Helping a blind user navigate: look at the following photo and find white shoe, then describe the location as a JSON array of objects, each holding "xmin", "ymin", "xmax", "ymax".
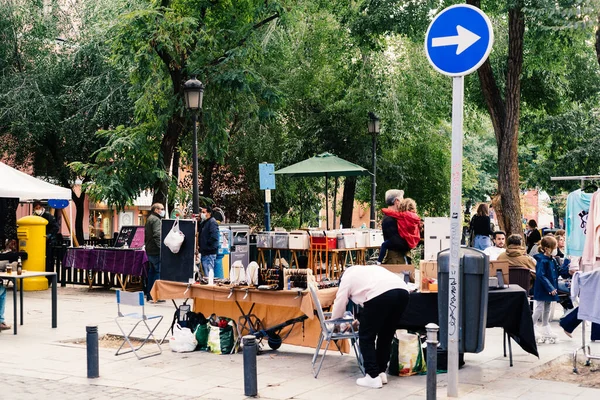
[
  {"xmin": 379, "ymin": 372, "xmax": 388, "ymax": 384},
  {"xmin": 356, "ymin": 374, "xmax": 383, "ymax": 389}
]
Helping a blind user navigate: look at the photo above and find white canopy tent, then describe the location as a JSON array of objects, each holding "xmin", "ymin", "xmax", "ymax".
[{"xmin": 0, "ymin": 162, "xmax": 74, "ymax": 246}]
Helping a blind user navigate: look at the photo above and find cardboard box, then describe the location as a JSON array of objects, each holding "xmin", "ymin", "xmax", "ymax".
[
  {"xmin": 419, "ymin": 260, "xmax": 438, "ymax": 292},
  {"xmin": 381, "ymin": 264, "xmax": 415, "ymax": 283},
  {"xmin": 490, "ymin": 260, "xmax": 509, "ymax": 284}
]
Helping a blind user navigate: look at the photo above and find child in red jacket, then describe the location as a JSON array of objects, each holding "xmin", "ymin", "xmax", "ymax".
[{"xmin": 378, "ymin": 198, "xmax": 421, "ymax": 263}]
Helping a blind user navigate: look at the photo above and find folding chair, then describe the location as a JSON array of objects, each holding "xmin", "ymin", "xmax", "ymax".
[
  {"xmin": 308, "ymin": 285, "xmax": 364, "ymax": 378},
  {"xmin": 115, "ymin": 290, "xmax": 163, "ymax": 360}
]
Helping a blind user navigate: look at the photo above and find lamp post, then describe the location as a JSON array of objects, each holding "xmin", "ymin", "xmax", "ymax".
[
  {"xmin": 368, "ymin": 112, "xmax": 380, "ymax": 229},
  {"xmin": 183, "ymin": 76, "xmax": 204, "ymax": 215}
]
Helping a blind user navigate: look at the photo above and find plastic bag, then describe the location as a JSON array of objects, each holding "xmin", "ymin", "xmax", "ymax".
[
  {"xmin": 164, "ymin": 218, "xmax": 185, "ymax": 253},
  {"xmin": 169, "ymin": 323, "xmax": 197, "ymax": 352},
  {"xmin": 388, "ymin": 329, "xmax": 426, "ymax": 376},
  {"xmin": 206, "ymin": 316, "xmax": 237, "ymax": 355}
]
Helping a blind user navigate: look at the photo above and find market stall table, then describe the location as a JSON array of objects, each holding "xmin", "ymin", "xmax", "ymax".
[
  {"xmin": 397, "ymin": 285, "xmax": 538, "ymax": 358},
  {"xmin": 62, "ymin": 247, "xmax": 148, "ymax": 289},
  {"xmin": 150, "ymin": 280, "xmax": 338, "ymax": 349},
  {"xmin": 0, "ymin": 271, "xmax": 57, "ymax": 335}
]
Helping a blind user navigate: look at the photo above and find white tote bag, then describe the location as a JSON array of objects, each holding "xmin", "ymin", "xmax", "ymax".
[
  {"xmin": 169, "ymin": 323, "xmax": 197, "ymax": 352},
  {"xmin": 164, "ymin": 218, "xmax": 185, "ymax": 253}
]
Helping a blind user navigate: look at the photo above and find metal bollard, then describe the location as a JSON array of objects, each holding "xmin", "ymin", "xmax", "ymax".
[
  {"xmin": 425, "ymin": 323, "xmax": 439, "ymax": 400},
  {"xmin": 86, "ymin": 325, "xmax": 99, "ymax": 379},
  {"xmin": 243, "ymin": 335, "xmax": 258, "ymax": 397}
]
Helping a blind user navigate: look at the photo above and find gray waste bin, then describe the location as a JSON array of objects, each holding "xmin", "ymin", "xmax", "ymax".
[{"xmin": 438, "ymin": 247, "xmax": 488, "ymax": 353}]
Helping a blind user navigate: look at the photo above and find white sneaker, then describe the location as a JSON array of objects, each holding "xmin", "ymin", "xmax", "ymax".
[
  {"xmin": 379, "ymin": 372, "xmax": 388, "ymax": 384},
  {"xmin": 356, "ymin": 374, "xmax": 383, "ymax": 389}
]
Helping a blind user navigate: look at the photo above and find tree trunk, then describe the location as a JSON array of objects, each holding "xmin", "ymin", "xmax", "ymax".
[
  {"xmin": 468, "ymin": 0, "xmax": 524, "ymax": 236},
  {"xmin": 333, "ymin": 177, "xmax": 338, "ymax": 229},
  {"xmin": 340, "ymin": 177, "xmax": 356, "ymax": 229},
  {"xmin": 153, "ymin": 115, "xmax": 183, "ymax": 206},
  {"xmin": 202, "ymin": 160, "xmax": 216, "ymax": 201},
  {"xmin": 72, "ymin": 190, "xmax": 86, "ymax": 245},
  {"xmin": 596, "ymin": 13, "xmax": 600, "ymax": 67}
]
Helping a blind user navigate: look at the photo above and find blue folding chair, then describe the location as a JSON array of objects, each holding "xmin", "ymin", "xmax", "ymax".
[{"xmin": 115, "ymin": 290, "xmax": 163, "ymax": 360}]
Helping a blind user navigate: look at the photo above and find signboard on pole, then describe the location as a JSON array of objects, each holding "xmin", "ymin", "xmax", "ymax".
[
  {"xmin": 259, "ymin": 163, "xmax": 276, "ymax": 190},
  {"xmin": 424, "ymin": 4, "xmax": 493, "ymax": 398},
  {"xmin": 425, "ymin": 4, "xmax": 494, "ymax": 77}
]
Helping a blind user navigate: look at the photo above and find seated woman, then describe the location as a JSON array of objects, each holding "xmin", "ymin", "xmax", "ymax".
[{"xmin": 0, "ymin": 239, "xmax": 27, "ymax": 263}]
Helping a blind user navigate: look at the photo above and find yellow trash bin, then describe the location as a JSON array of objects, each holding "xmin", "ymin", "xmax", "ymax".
[{"xmin": 17, "ymin": 215, "xmax": 48, "ymax": 291}]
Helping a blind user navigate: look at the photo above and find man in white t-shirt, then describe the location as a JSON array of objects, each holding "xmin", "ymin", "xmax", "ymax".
[{"xmin": 483, "ymin": 231, "xmax": 506, "ymax": 260}]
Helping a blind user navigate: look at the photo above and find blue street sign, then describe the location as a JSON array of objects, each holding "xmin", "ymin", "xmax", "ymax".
[
  {"xmin": 48, "ymin": 199, "xmax": 69, "ymax": 209},
  {"xmin": 259, "ymin": 163, "xmax": 276, "ymax": 190},
  {"xmin": 425, "ymin": 4, "xmax": 494, "ymax": 77}
]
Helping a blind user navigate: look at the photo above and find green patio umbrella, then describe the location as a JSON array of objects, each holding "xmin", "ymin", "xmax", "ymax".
[{"xmin": 274, "ymin": 152, "xmax": 371, "ymax": 229}]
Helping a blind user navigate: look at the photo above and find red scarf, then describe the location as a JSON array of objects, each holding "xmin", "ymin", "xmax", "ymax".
[{"xmin": 382, "ymin": 208, "xmax": 421, "ymax": 249}]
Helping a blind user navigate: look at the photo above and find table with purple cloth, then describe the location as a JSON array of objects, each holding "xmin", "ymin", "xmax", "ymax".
[{"xmin": 63, "ymin": 248, "xmax": 148, "ymax": 289}]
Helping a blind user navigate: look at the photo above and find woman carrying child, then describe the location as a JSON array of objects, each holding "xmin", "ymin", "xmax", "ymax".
[
  {"xmin": 378, "ymin": 198, "xmax": 421, "ymax": 264},
  {"xmin": 532, "ymin": 235, "xmax": 560, "ymax": 342}
]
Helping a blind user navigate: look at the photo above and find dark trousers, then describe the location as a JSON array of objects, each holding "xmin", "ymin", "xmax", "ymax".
[
  {"xmin": 359, "ymin": 288, "xmax": 409, "ymax": 378},
  {"xmin": 559, "ymin": 307, "xmax": 600, "ymax": 340},
  {"xmin": 145, "ymin": 255, "xmax": 161, "ymax": 301}
]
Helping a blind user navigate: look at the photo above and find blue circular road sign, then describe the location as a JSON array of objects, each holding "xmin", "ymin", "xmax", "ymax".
[{"xmin": 425, "ymin": 4, "xmax": 494, "ymax": 76}]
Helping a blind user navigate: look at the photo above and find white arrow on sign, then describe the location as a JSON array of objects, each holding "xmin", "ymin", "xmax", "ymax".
[{"xmin": 431, "ymin": 25, "xmax": 481, "ymax": 55}]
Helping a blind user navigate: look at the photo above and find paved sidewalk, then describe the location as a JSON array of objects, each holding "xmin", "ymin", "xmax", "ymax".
[{"xmin": 1, "ymin": 285, "xmax": 599, "ymax": 399}]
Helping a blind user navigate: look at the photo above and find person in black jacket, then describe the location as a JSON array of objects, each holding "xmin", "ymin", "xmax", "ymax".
[
  {"xmin": 526, "ymin": 219, "xmax": 542, "ymax": 254},
  {"xmin": 144, "ymin": 203, "xmax": 165, "ymax": 301},
  {"xmin": 470, "ymin": 203, "xmax": 494, "ymax": 251},
  {"xmin": 198, "ymin": 206, "xmax": 219, "ymax": 278},
  {"xmin": 380, "ymin": 189, "xmax": 411, "ymax": 264}
]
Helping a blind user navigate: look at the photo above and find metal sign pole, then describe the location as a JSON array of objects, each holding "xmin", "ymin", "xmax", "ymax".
[{"xmin": 447, "ymin": 75, "xmax": 465, "ymax": 398}]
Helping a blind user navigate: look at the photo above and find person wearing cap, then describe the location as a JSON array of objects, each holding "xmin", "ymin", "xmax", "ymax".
[{"xmin": 198, "ymin": 206, "xmax": 219, "ymax": 278}]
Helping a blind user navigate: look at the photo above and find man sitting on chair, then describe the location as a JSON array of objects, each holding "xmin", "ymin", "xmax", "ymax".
[
  {"xmin": 483, "ymin": 231, "xmax": 506, "ymax": 261},
  {"xmin": 331, "ymin": 265, "xmax": 410, "ymax": 389}
]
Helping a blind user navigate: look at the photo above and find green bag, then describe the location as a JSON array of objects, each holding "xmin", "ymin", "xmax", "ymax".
[
  {"xmin": 206, "ymin": 317, "xmax": 238, "ymax": 355},
  {"xmin": 195, "ymin": 323, "xmax": 210, "ymax": 351}
]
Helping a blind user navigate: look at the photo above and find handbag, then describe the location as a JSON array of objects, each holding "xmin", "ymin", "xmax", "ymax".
[
  {"xmin": 388, "ymin": 329, "xmax": 427, "ymax": 376},
  {"xmin": 206, "ymin": 315, "xmax": 238, "ymax": 355},
  {"xmin": 164, "ymin": 218, "xmax": 185, "ymax": 253},
  {"xmin": 169, "ymin": 323, "xmax": 198, "ymax": 353}
]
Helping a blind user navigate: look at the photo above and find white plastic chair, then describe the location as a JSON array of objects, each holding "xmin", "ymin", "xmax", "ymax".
[
  {"xmin": 115, "ymin": 290, "xmax": 163, "ymax": 360},
  {"xmin": 308, "ymin": 284, "xmax": 364, "ymax": 378}
]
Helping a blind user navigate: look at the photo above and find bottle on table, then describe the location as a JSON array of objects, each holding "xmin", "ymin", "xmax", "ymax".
[{"xmin": 17, "ymin": 256, "xmax": 22, "ymax": 275}]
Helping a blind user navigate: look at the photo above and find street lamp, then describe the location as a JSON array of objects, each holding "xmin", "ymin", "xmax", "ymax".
[
  {"xmin": 368, "ymin": 112, "xmax": 380, "ymax": 229},
  {"xmin": 183, "ymin": 76, "xmax": 204, "ymax": 214}
]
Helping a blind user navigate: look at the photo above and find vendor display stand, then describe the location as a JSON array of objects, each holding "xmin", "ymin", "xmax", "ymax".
[{"xmin": 150, "ymin": 280, "xmax": 340, "ymax": 350}]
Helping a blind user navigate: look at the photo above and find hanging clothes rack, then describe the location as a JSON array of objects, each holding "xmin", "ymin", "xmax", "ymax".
[
  {"xmin": 550, "ymin": 175, "xmax": 600, "ymax": 373},
  {"xmin": 550, "ymin": 175, "xmax": 600, "ymax": 189}
]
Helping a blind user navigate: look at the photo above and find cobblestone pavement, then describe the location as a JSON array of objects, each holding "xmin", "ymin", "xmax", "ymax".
[{"xmin": 7, "ymin": 373, "xmax": 201, "ymax": 400}]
